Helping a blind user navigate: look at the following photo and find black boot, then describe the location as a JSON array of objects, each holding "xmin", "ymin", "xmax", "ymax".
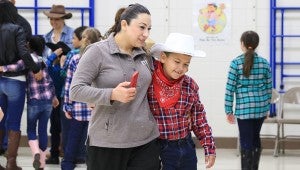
[
  {"xmin": 241, "ymin": 149, "xmax": 252, "ymax": 170},
  {"xmin": 252, "ymin": 148, "xmax": 262, "ymax": 170}
]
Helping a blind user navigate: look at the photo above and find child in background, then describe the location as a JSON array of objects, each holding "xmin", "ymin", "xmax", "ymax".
[
  {"xmin": 59, "ymin": 26, "xmax": 88, "ymax": 164},
  {"xmin": 224, "ymin": 31, "xmax": 272, "ymax": 170},
  {"xmin": 60, "ymin": 26, "xmax": 88, "ymax": 77},
  {"xmin": 0, "ymin": 35, "xmax": 58, "ymax": 169},
  {"xmin": 61, "ymin": 27, "xmax": 102, "ymax": 170},
  {"xmin": 45, "ymin": 26, "xmax": 87, "ymax": 165},
  {"xmin": 148, "ymin": 33, "xmax": 216, "ymax": 170}
]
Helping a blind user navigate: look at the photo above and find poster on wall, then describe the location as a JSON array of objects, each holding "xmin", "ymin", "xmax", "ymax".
[{"xmin": 193, "ymin": 0, "xmax": 231, "ymax": 46}]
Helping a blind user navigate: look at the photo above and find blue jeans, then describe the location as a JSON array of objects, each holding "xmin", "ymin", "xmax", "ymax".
[
  {"xmin": 60, "ymin": 100, "xmax": 70, "ymax": 155},
  {"xmin": 159, "ymin": 134, "xmax": 197, "ymax": 170},
  {"xmin": 60, "ymin": 102, "xmax": 86, "ymax": 161},
  {"xmin": 27, "ymin": 100, "xmax": 52, "ymax": 151},
  {"xmin": 0, "ymin": 77, "xmax": 26, "ymax": 131},
  {"xmin": 61, "ymin": 118, "xmax": 88, "ymax": 170},
  {"xmin": 237, "ymin": 117, "xmax": 265, "ymax": 150}
]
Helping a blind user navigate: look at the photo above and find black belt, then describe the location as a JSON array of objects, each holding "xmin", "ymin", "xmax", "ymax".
[{"xmin": 158, "ymin": 134, "xmax": 191, "ymax": 145}]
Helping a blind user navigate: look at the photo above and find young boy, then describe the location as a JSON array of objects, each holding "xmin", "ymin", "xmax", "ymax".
[{"xmin": 148, "ymin": 33, "xmax": 216, "ymax": 169}]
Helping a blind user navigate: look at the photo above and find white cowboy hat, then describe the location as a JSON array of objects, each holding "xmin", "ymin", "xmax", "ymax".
[{"xmin": 150, "ymin": 33, "xmax": 206, "ymax": 59}]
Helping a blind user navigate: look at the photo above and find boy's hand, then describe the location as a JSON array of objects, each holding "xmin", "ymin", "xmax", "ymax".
[{"xmin": 205, "ymin": 155, "xmax": 216, "ymax": 168}]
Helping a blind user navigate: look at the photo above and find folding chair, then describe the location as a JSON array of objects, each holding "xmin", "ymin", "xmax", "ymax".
[{"xmin": 274, "ymin": 87, "xmax": 300, "ymax": 156}]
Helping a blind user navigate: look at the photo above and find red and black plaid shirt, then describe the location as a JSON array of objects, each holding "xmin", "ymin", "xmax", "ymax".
[{"xmin": 148, "ymin": 75, "xmax": 216, "ymax": 155}]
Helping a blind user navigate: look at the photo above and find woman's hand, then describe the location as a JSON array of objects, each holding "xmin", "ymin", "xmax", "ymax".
[
  {"xmin": 111, "ymin": 82, "xmax": 137, "ymax": 103},
  {"xmin": 226, "ymin": 114, "xmax": 236, "ymax": 124}
]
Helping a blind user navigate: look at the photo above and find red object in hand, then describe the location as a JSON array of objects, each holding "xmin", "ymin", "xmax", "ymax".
[{"xmin": 130, "ymin": 71, "xmax": 139, "ymax": 87}]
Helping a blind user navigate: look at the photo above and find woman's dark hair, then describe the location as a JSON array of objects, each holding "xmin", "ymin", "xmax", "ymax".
[
  {"xmin": 240, "ymin": 30, "xmax": 259, "ymax": 77},
  {"xmin": 28, "ymin": 35, "xmax": 45, "ymax": 56},
  {"xmin": 111, "ymin": 3, "xmax": 150, "ymax": 36},
  {"xmin": 103, "ymin": 7, "xmax": 126, "ymax": 39},
  {"xmin": 74, "ymin": 26, "xmax": 88, "ymax": 41},
  {"xmin": 0, "ymin": 0, "xmax": 18, "ymax": 24}
]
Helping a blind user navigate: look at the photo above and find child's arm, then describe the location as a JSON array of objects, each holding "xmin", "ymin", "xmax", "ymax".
[
  {"xmin": 60, "ymin": 49, "xmax": 79, "ymax": 77},
  {"xmin": 0, "ymin": 60, "xmax": 26, "ymax": 72},
  {"xmin": 45, "ymin": 48, "xmax": 63, "ymax": 67},
  {"xmin": 191, "ymin": 102, "xmax": 216, "ymax": 154},
  {"xmin": 191, "ymin": 101, "xmax": 216, "ymax": 168},
  {"xmin": 225, "ymin": 60, "xmax": 238, "ymax": 114},
  {"xmin": 63, "ymin": 58, "xmax": 77, "ymax": 114}
]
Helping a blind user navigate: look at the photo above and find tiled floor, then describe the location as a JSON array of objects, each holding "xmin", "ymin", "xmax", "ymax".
[{"xmin": 0, "ymin": 148, "xmax": 299, "ymax": 170}]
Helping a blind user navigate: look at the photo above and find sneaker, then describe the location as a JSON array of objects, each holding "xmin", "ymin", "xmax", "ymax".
[{"xmin": 46, "ymin": 156, "xmax": 59, "ymax": 164}]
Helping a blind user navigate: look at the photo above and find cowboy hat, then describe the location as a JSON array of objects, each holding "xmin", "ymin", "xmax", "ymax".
[
  {"xmin": 43, "ymin": 5, "xmax": 72, "ymax": 19},
  {"xmin": 150, "ymin": 33, "xmax": 206, "ymax": 59}
]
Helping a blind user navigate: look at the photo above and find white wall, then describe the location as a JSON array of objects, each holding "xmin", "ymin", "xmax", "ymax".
[{"xmin": 16, "ymin": 0, "xmax": 300, "ymax": 138}]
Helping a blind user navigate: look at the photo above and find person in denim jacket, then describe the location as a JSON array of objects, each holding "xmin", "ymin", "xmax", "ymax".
[{"xmin": 43, "ymin": 4, "xmax": 74, "ymax": 164}]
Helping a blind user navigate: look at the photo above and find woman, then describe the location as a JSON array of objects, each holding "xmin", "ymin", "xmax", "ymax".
[
  {"xmin": 224, "ymin": 30, "xmax": 272, "ymax": 170},
  {"xmin": 42, "ymin": 4, "xmax": 74, "ymax": 164},
  {"xmin": 70, "ymin": 3, "xmax": 160, "ymax": 170},
  {"xmin": 0, "ymin": 0, "xmax": 42, "ymax": 169}
]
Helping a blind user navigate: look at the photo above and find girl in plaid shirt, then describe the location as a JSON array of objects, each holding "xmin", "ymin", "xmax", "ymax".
[
  {"xmin": 224, "ymin": 31, "xmax": 272, "ymax": 170},
  {"xmin": 148, "ymin": 33, "xmax": 216, "ymax": 170},
  {"xmin": 61, "ymin": 27, "xmax": 102, "ymax": 170}
]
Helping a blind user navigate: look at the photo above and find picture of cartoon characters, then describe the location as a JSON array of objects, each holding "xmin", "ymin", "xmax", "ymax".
[{"xmin": 199, "ymin": 3, "xmax": 226, "ymax": 34}]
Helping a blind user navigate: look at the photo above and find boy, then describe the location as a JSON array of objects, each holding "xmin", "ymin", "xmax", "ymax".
[{"xmin": 148, "ymin": 33, "xmax": 216, "ymax": 169}]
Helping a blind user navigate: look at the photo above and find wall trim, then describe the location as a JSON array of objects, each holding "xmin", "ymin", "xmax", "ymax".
[{"xmin": 19, "ymin": 136, "xmax": 300, "ymax": 150}]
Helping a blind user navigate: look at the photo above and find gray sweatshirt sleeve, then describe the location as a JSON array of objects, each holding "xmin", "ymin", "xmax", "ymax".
[{"xmin": 70, "ymin": 44, "xmax": 113, "ymax": 106}]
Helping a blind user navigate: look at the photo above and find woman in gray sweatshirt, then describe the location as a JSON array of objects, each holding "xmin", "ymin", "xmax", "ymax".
[{"xmin": 70, "ymin": 3, "xmax": 160, "ymax": 170}]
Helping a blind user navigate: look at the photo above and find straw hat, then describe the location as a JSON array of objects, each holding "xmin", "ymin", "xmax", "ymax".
[
  {"xmin": 43, "ymin": 5, "xmax": 72, "ymax": 19},
  {"xmin": 150, "ymin": 33, "xmax": 206, "ymax": 59}
]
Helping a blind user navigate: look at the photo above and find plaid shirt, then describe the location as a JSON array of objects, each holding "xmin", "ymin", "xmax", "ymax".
[
  {"xmin": 3, "ymin": 54, "xmax": 55, "ymax": 101},
  {"xmin": 225, "ymin": 54, "xmax": 272, "ymax": 119},
  {"xmin": 60, "ymin": 48, "xmax": 80, "ymax": 78},
  {"xmin": 148, "ymin": 75, "xmax": 216, "ymax": 156},
  {"xmin": 63, "ymin": 54, "xmax": 91, "ymax": 121}
]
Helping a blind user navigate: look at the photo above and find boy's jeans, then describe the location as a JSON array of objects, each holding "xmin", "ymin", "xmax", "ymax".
[{"xmin": 159, "ymin": 134, "xmax": 197, "ymax": 170}]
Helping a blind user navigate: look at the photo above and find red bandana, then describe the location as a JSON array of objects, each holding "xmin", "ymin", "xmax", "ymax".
[{"xmin": 152, "ymin": 61, "xmax": 183, "ymax": 108}]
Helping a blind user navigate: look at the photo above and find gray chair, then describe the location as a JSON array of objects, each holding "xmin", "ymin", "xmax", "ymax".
[
  {"xmin": 274, "ymin": 87, "xmax": 300, "ymax": 156},
  {"xmin": 236, "ymin": 88, "xmax": 281, "ymax": 156}
]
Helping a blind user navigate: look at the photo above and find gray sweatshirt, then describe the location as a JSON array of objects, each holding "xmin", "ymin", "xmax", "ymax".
[{"xmin": 70, "ymin": 35, "xmax": 159, "ymax": 148}]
